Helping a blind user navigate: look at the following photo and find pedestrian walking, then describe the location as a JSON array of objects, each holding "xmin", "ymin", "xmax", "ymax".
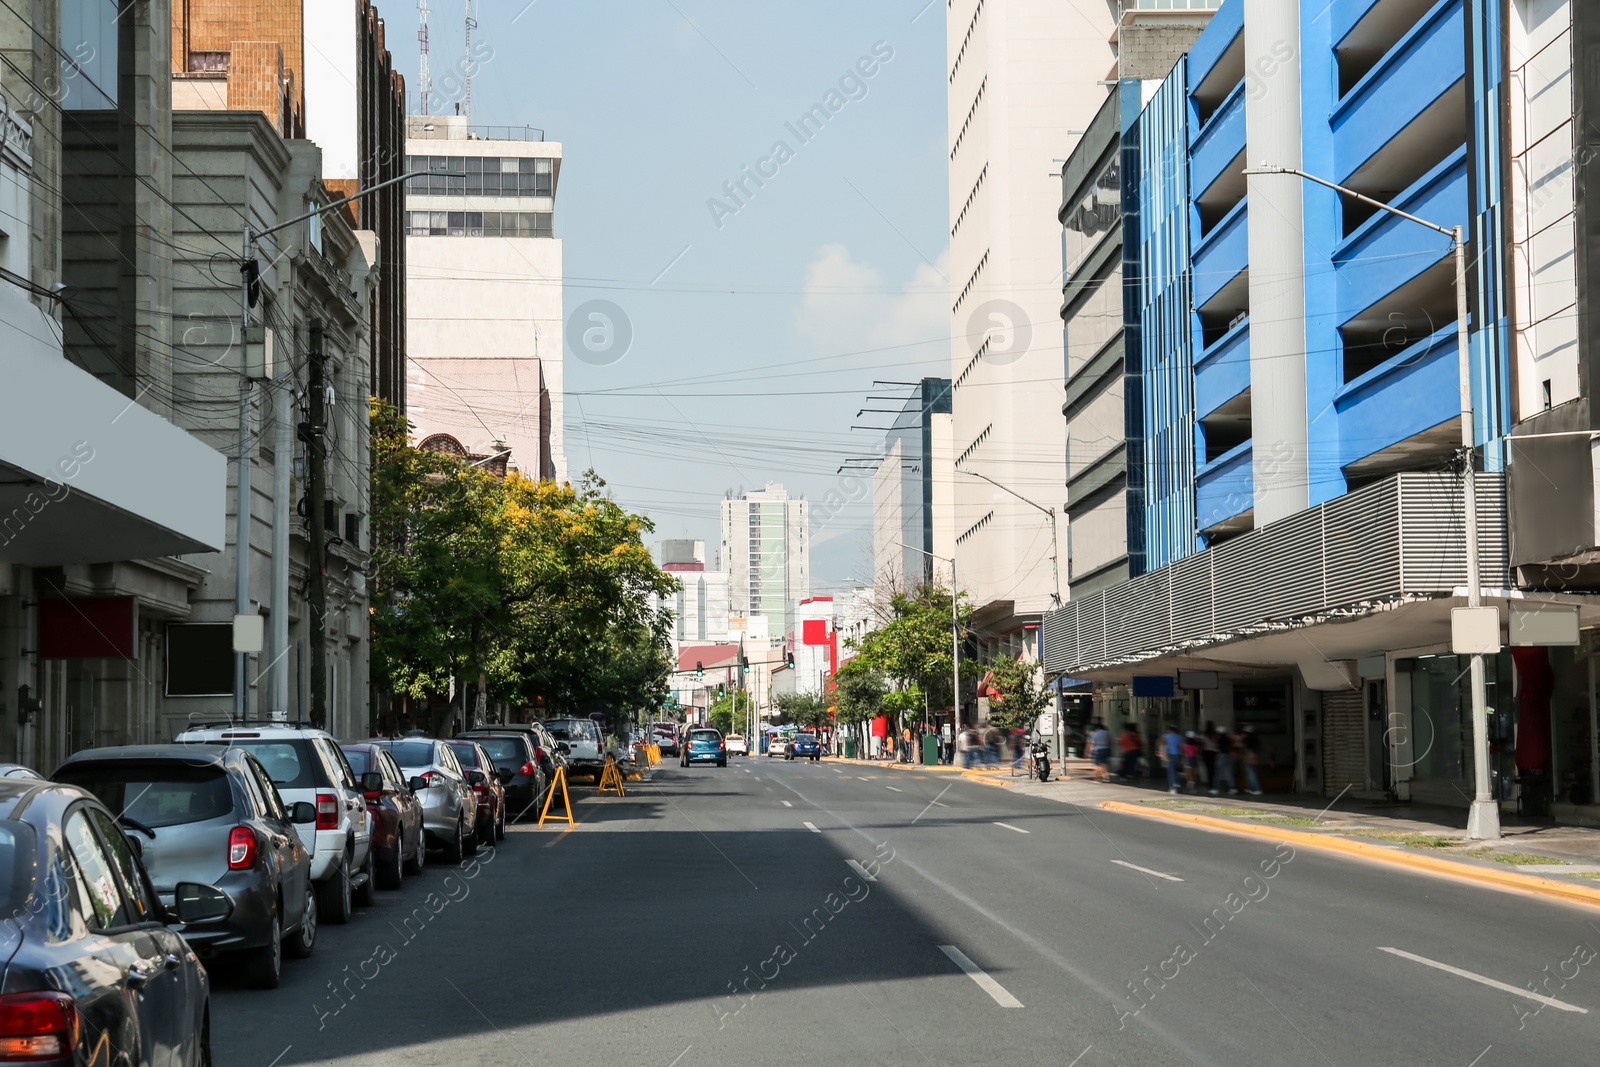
[
  {"xmin": 1241, "ymin": 724, "xmax": 1263, "ymax": 794},
  {"xmin": 1162, "ymin": 724, "xmax": 1184, "ymax": 794},
  {"xmin": 958, "ymin": 725, "xmax": 980, "ymax": 769},
  {"xmin": 1117, "ymin": 723, "xmax": 1142, "ymax": 781},
  {"xmin": 1010, "ymin": 727, "xmax": 1026, "ymax": 771},
  {"xmin": 1202, "ymin": 721, "xmax": 1219, "ymax": 790},
  {"xmin": 1182, "ymin": 731, "xmax": 1202, "ymax": 793},
  {"xmin": 1088, "ymin": 720, "xmax": 1113, "ymax": 782},
  {"xmin": 982, "ymin": 722, "xmax": 1004, "ymax": 767},
  {"xmin": 1210, "ymin": 724, "xmax": 1236, "ymax": 795},
  {"xmin": 902, "ymin": 725, "xmax": 915, "ymax": 764}
]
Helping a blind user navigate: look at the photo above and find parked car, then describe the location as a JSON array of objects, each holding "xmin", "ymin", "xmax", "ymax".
[
  {"xmin": 446, "ymin": 740, "xmax": 506, "ymax": 843},
  {"xmin": 725, "ymin": 734, "xmax": 749, "ymax": 757},
  {"xmin": 542, "ymin": 717, "xmax": 606, "ymax": 780},
  {"xmin": 371, "ymin": 738, "xmax": 477, "ymax": 861},
  {"xmin": 766, "ymin": 736, "xmax": 790, "ymax": 759},
  {"xmin": 681, "ymin": 728, "xmax": 727, "ymax": 767},
  {"xmin": 340, "ymin": 743, "xmax": 426, "ymax": 889},
  {"xmin": 788, "ymin": 733, "xmax": 822, "ymax": 761},
  {"xmin": 0, "ymin": 763, "xmax": 42, "ymax": 779},
  {"xmin": 53, "ymin": 744, "xmax": 320, "ymax": 989},
  {"xmin": 650, "ymin": 721, "xmax": 679, "ymax": 756},
  {"xmin": 458, "ymin": 731, "xmax": 547, "ymax": 821},
  {"xmin": 0, "ymin": 777, "xmax": 213, "ymax": 1064},
  {"xmin": 174, "ymin": 721, "xmax": 375, "ymax": 924}
]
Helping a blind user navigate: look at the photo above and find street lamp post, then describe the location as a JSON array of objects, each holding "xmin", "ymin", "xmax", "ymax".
[
  {"xmin": 890, "ymin": 542, "xmax": 961, "ymax": 758},
  {"xmin": 1244, "ymin": 164, "xmax": 1498, "ymax": 840},
  {"xmin": 957, "ymin": 469, "xmax": 1062, "ymax": 606}
]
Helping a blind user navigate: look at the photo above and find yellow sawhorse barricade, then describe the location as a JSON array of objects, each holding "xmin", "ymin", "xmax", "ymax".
[
  {"xmin": 537, "ymin": 766, "xmax": 574, "ymax": 827},
  {"xmin": 597, "ymin": 754, "xmax": 626, "ymax": 795}
]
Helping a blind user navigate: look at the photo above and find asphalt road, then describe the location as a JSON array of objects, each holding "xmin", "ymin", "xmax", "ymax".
[{"xmin": 209, "ymin": 758, "xmax": 1600, "ymax": 1066}]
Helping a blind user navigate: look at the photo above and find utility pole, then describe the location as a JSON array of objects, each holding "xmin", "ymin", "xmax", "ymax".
[{"xmin": 307, "ymin": 320, "xmax": 328, "ymax": 729}]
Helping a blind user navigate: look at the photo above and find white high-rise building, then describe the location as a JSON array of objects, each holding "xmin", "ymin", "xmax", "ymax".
[
  {"xmin": 946, "ymin": 0, "xmax": 1114, "ymax": 650},
  {"xmin": 656, "ymin": 539, "xmax": 731, "ymax": 647},
  {"xmin": 405, "ymin": 116, "xmax": 565, "ymax": 481},
  {"xmin": 721, "ymin": 484, "xmax": 809, "ymax": 640}
]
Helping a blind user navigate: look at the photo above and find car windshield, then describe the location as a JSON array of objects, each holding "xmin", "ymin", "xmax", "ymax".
[
  {"xmin": 446, "ymin": 743, "xmax": 482, "ymax": 768},
  {"xmin": 222, "ymin": 740, "xmax": 315, "ymax": 788},
  {"xmin": 545, "ymin": 721, "xmax": 598, "ymax": 742},
  {"xmin": 381, "ymin": 741, "xmax": 438, "ymax": 767},
  {"xmin": 471, "ymin": 738, "xmax": 524, "ymax": 762},
  {"xmin": 0, "ymin": 822, "xmax": 35, "ymax": 915},
  {"xmin": 54, "ymin": 764, "xmax": 234, "ymax": 828},
  {"xmin": 341, "ymin": 748, "xmax": 373, "ymax": 775}
]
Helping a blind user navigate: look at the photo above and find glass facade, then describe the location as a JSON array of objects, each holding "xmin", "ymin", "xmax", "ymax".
[
  {"xmin": 405, "ymin": 210, "xmax": 553, "ymax": 238},
  {"xmin": 60, "ymin": 0, "xmax": 118, "ymax": 110},
  {"xmin": 405, "ymin": 155, "xmax": 554, "ymax": 198}
]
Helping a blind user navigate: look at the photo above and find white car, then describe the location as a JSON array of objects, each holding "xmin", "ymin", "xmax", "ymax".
[
  {"xmin": 542, "ymin": 717, "xmax": 606, "ymax": 780},
  {"xmin": 766, "ymin": 736, "xmax": 790, "ymax": 759},
  {"xmin": 174, "ymin": 721, "xmax": 375, "ymax": 924},
  {"xmin": 726, "ymin": 735, "xmax": 749, "ymax": 756}
]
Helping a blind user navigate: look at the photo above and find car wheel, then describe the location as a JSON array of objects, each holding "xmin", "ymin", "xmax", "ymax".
[
  {"xmin": 718, "ymin": 759, "xmax": 727, "ymax": 767},
  {"xmin": 354, "ymin": 847, "xmax": 377, "ymax": 908},
  {"xmin": 284, "ymin": 884, "xmax": 317, "ymax": 959},
  {"xmin": 470, "ymin": 816, "xmax": 488, "ymax": 854},
  {"xmin": 444, "ymin": 817, "xmax": 465, "ymax": 863},
  {"xmin": 379, "ymin": 836, "xmax": 404, "ymax": 890},
  {"xmin": 495, "ymin": 805, "xmax": 506, "ymax": 841},
  {"xmin": 241, "ymin": 910, "xmax": 283, "ymax": 989},
  {"xmin": 320, "ymin": 858, "xmax": 353, "ymax": 925},
  {"xmin": 403, "ymin": 829, "xmax": 425, "ymax": 875}
]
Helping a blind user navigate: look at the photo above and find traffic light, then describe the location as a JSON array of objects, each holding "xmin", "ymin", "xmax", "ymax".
[
  {"xmin": 695, "ymin": 660, "xmax": 704, "ymax": 680},
  {"xmin": 740, "ymin": 655, "xmax": 749, "ymax": 674},
  {"xmin": 785, "ymin": 651, "xmax": 795, "ymax": 668}
]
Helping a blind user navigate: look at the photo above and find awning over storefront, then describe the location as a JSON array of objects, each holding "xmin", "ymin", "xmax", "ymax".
[
  {"xmin": 1042, "ymin": 472, "xmax": 1519, "ymax": 681},
  {"xmin": 0, "ymin": 288, "xmax": 226, "ymax": 565}
]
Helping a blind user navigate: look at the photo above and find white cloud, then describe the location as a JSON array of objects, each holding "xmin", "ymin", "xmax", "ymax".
[{"xmin": 794, "ymin": 244, "xmax": 950, "ymax": 364}]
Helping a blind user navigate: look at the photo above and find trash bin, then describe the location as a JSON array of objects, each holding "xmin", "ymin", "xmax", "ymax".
[
  {"xmin": 921, "ymin": 735, "xmax": 939, "ymax": 766},
  {"xmin": 844, "ymin": 737, "xmax": 858, "ymax": 759}
]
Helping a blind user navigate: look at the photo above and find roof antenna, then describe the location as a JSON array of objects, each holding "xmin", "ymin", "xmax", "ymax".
[
  {"xmin": 417, "ymin": 0, "xmax": 431, "ymax": 115},
  {"xmin": 464, "ymin": 0, "xmax": 478, "ymax": 125}
]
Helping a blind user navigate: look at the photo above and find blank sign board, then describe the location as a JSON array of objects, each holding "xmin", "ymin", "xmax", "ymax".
[{"xmin": 1509, "ymin": 605, "xmax": 1580, "ymax": 647}]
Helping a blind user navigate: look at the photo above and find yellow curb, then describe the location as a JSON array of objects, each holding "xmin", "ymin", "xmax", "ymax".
[
  {"xmin": 1099, "ymin": 800, "xmax": 1600, "ymax": 911},
  {"xmin": 962, "ymin": 772, "xmax": 1012, "ymax": 788}
]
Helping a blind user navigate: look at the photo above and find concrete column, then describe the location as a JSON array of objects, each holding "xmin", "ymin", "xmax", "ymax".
[
  {"xmin": 270, "ymin": 378, "xmax": 292, "ymax": 718},
  {"xmin": 1243, "ymin": 0, "xmax": 1310, "ymax": 526}
]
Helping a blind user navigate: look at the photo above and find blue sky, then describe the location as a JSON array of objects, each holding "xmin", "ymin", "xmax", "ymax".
[{"xmin": 385, "ymin": 0, "xmax": 952, "ymax": 591}]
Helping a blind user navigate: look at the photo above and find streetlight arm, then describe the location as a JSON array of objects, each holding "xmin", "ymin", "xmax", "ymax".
[
  {"xmin": 1241, "ymin": 165, "xmax": 1456, "ymax": 238},
  {"xmin": 253, "ymin": 169, "xmax": 427, "ymax": 243},
  {"xmin": 957, "ymin": 468, "xmax": 1054, "ymax": 519}
]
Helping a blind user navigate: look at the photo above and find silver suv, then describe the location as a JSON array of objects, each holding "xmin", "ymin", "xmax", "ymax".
[{"xmin": 174, "ymin": 721, "xmax": 374, "ymax": 924}]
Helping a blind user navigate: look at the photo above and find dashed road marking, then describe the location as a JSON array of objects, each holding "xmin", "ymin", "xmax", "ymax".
[
  {"xmin": 804, "ymin": 821, "xmax": 820, "ymax": 833},
  {"xmin": 940, "ymin": 945, "xmax": 1023, "ymax": 1008},
  {"xmin": 994, "ymin": 822, "xmax": 1030, "ymax": 834},
  {"xmin": 1111, "ymin": 860, "xmax": 1182, "ymax": 882}
]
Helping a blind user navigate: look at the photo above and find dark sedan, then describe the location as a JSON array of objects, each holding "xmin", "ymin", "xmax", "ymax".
[
  {"xmin": 457, "ymin": 732, "xmax": 547, "ymax": 822},
  {"xmin": 341, "ymin": 743, "xmax": 426, "ymax": 889},
  {"xmin": 0, "ymin": 778, "xmax": 213, "ymax": 1065},
  {"xmin": 446, "ymin": 740, "xmax": 507, "ymax": 843},
  {"xmin": 54, "ymin": 745, "xmax": 319, "ymax": 989}
]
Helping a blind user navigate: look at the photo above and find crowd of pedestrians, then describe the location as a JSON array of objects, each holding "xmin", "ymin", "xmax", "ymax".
[{"xmin": 1156, "ymin": 721, "xmax": 1263, "ymax": 796}]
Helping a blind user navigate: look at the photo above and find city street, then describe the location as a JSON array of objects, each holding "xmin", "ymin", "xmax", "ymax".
[{"xmin": 213, "ymin": 762, "xmax": 1600, "ymax": 1066}]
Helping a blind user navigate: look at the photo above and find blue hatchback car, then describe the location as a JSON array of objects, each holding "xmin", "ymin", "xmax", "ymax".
[
  {"xmin": 680, "ymin": 728, "xmax": 727, "ymax": 767},
  {"xmin": 787, "ymin": 733, "xmax": 822, "ymax": 761}
]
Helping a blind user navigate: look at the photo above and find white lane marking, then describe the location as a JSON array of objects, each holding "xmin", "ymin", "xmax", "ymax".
[
  {"xmin": 1111, "ymin": 860, "xmax": 1183, "ymax": 882},
  {"xmin": 847, "ymin": 859, "xmax": 878, "ymax": 883},
  {"xmin": 886, "ymin": 785, "xmax": 903, "ymax": 792},
  {"xmin": 994, "ymin": 822, "xmax": 1030, "ymax": 834},
  {"xmin": 939, "ymin": 945, "xmax": 1023, "ymax": 1008},
  {"xmin": 858, "ymin": 776, "xmax": 872, "ymax": 781},
  {"xmin": 780, "ymin": 800, "xmax": 793, "ymax": 807},
  {"xmin": 1377, "ymin": 947, "xmax": 1589, "ymax": 1013},
  {"xmin": 804, "ymin": 821, "xmax": 821, "ymax": 833}
]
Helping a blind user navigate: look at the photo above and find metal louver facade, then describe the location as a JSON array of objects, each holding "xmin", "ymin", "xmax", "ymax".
[{"xmin": 1041, "ymin": 473, "xmax": 1507, "ymax": 675}]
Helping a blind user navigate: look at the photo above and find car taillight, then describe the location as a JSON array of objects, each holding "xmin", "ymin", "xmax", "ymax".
[
  {"xmin": 520, "ymin": 762, "xmax": 535, "ymax": 777},
  {"xmin": 228, "ymin": 826, "xmax": 258, "ymax": 870},
  {"xmin": 0, "ymin": 993, "xmax": 78, "ymax": 1060},
  {"xmin": 472, "ymin": 781, "xmax": 485, "ymax": 794},
  {"xmin": 718, "ymin": 741, "xmax": 726, "ymax": 750},
  {"xmin": 315, "ymin": 793, "xmax": 339, "ymax": 830}
]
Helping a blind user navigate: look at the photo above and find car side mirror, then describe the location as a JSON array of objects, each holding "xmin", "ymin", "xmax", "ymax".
[
  {"xmin": 468, "ymin": 770, "xmax": 486, "ymax": 786},
  {"xmin": 171, "ymin": 882, "xmax": 232, "ymax": 924},
  {"xmin": 289, "ymin": 801, "xmax": 317, "ymax": 824},
  {"xmin": 408, "ymin": 776, "xmax": 427, "ymax": 792},
  {"xmin": 360, "ymin": 771, "xmax": 383, "ymax": 792}
]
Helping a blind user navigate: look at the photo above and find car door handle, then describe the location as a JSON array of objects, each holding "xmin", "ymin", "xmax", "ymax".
[{"xmin": 126, "ymin": 962, "xmax": 154, "ymax": 988}]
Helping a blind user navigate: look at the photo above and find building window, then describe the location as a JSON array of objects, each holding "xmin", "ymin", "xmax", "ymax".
[
  {"xmin": 406, "ymin": 211, "xmax": 553, "ymax": 238},
  {"xmin": 407, "ymin": 154, "xmax": 555, "ymax": 198},
  {"xmin": 60, "ymin": 0, "xmax": 119, "ymax": 110}
]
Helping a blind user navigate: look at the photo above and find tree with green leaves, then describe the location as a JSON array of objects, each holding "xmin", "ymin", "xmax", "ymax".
[
  {"xmin": 845, "ymin": 583, "xmax": 966, "ymax": 718},
  {"xmin": 369, "ymin": 401, "xmax": 677, "ymax": 733},
  {"xmin": 980, "ymin": 655, "xmax": 1050, "ymax": 731},
  {"xmin": 773, "ymin": 691, "xmax": 829, "ymax": 729},
  {"xmin": 707, "ymin": 691, "xmax": 748, "ymax": 736},
  {"xmin": 831, "ymin": 656, "xmax": 887, "ymax": 726}
]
